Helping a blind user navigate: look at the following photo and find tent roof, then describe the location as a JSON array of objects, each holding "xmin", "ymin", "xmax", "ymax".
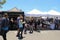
[
  {"xmin": 8, "ymin": 7, "xmax": 23, "ymax": 12},
  {"xmin": 26, "ymin": 9, "xmax": 60, "ymax": 15},
  {"xmin": 27, "ymin": 9, "xmax": 42, "ymax": 14}
]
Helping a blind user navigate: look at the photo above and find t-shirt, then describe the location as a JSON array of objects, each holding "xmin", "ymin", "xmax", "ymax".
[
  {"xmin": 1, "ymin": 17, "xmax": 9, "ymax": 31},
  {"xmin": 50, "ymin": 23, "xmax": 55, "ymax": 30},
  {"xmin": 18, "ymin": 20, "xmax": 23, "ymax": 28}
]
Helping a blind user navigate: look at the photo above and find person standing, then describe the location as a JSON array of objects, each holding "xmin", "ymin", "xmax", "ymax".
[
  {"xmin": 1, "ymin": 13, "xmax": 9, "ymax": 40},
  {"xmin": 24, "ymin": 19, "xmax": 28, "ymax": 34},
  {"xmin": 9, "ymin": 18, "xmax": 14, "ymax": 30},
  {"xmin": 29, "ymin": 17, "xmax": 34, "ymax": 33},
  {"xmin": 49, "ymin": 20, "xmax": 55, "ymax": 30},
  {"xmin": 55, "ymin": 17, "xmax": 59, "ymax": 29},
  {"xmin": 16, "ymin": 15, "xmax": 25, "ymax": 39},
  {"xmin": 0, "ymin": 16, "xmax": 2, "ymax": 35},
  {"xmin": 36, "ymin": 19, "xmax": 40, "ymax": 32}
]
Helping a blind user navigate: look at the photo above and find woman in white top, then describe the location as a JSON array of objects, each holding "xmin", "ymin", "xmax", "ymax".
[{"xmin": 49, "ymin": 20, "xmax": 55, "ymax": 30}]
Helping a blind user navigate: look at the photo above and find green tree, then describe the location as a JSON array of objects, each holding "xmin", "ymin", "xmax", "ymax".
[{"xmin": 0, "ymin": 0, "xmax": 6, "ymax": 8}]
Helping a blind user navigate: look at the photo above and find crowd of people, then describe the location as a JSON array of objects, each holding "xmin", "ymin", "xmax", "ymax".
[
  {"xmin": 24, "ymin": 17, "xmax": 60, "ymax": 30},
  {"xmin": 0, "ymin": 13, "xmax": 60, "ymax": 40}
]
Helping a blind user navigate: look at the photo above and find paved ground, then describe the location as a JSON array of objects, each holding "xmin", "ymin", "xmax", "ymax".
[{"xmin": 0, "ymin": 30, "xmax": 60, "ymax": 40}]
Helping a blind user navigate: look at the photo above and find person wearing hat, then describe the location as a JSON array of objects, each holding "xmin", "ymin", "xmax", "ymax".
[{"xmin": 1, "ymin": 13, "xmax": 9, "ymax": 40}]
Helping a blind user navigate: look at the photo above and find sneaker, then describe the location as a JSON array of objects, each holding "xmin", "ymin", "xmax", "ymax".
[
  {"xmin": 18, "ymin": 37, "xmax": 23, "ymax": 39},
  {"xmin": 29, "ymin": 32, "xmax": 33, "ymax": 34},
  {"xmin": 37, "ymin": 30, "xmax": 40, "ymax": 32},
  {"xmin": 24, "ymin": 32, "xmax": 27, "ymax": 34},
  {"xmin": 16, "ymin": 35, "xmax": 19, "ymax": 37}
]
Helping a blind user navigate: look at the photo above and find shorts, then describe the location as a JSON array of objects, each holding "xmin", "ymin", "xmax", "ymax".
[{"xmin": 19, "ymin": 27, "xmax": 23, "ymax": 31}]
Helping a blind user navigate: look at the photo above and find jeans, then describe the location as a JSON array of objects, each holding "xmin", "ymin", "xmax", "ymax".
[
  {"xmin": 37, "ymin": 25, "xmax": 40, "ymax": 32},
  {"xmin": 1, "ymin": 30, "xmax": 8, "ymax": 40},
  {"xmin": 17, "ymin": 27, "xmax": 23, "ymax": 38},
  {"xmin": 29, "ymin": 25, "xmax": 33, "ymax": 33}
]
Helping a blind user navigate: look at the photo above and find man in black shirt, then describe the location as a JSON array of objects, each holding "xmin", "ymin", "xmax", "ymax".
[
  {"xmin": 36, "ymin": 19, "xmax": 41, "ymax": 32},
  {"xmin": 29, "ymin": 17, "xmax": 34, "ymax": 33}
]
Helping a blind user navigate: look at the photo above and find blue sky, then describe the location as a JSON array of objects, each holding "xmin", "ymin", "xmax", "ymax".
[{"xmin": 0, "ymin": 0, "xmax": 60, "ymax": 12}]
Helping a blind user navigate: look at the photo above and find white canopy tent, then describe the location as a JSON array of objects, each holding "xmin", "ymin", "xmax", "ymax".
[{"xmin": 25, "ymin": 9, "xmax": 60, "ymax": 18}]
